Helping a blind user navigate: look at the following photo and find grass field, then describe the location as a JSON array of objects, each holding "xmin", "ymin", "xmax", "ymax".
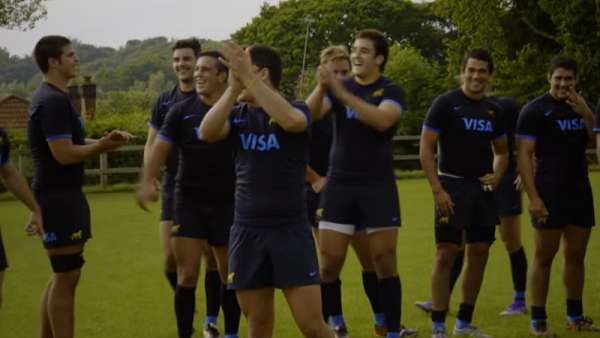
[{"xmin": 0, "ymin": 174, "xmax": 599, "ymax": 338}]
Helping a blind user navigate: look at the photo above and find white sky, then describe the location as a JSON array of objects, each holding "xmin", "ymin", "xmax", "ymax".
[{"xmin": 0, "ymin": 0, "xmax": 281, "ymax": 56}]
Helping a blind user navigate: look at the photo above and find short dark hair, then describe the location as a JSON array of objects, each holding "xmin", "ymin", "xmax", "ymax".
[
  {"xmin": 33, "ymin": 35, "xmax": 72, "ymax": 74},
  {"xmin": 172, "ymin": 38, "xmax": 202, "ymax": 56},
  {"xmin": 355, "ymin": 29, "xmax": 389, "ymax": 71},
  {"xmin": 247, "ymin": 44, "xmax": 282, "ymax": 89},
  {"xmin": 197, "ymin": 51, "xmax": 228, "ymax": 75},
  {"xmin": 548, "ymin": 56, "xmax": 577, "ymax": 77},
  {"xmin": 462, "ymin": 48, "xmax": 494, "ymax": 74}
]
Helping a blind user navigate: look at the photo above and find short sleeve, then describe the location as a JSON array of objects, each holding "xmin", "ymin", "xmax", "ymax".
[
  {"xmin": 594, "ymin": 98, "xmax": 600, "ymax": 133},
  {"xmin": 493, "ymin": 109, "xmax": 507, "ymax": 139},
  {"xmin": 516, "ymin": 102, "xmax": 540, "ymax": 140},
  {"xmin": 158, "ymin": 105, "xmax": 181, "ymax": 145},
  {"xmin": 381, "ymin": 84, "xmax": 405, "ymax": 112},
  {"xmin": 0, "ymin": 129, "xmax": 10, "ymax": 166},
  {"xmin": 291, "ymin": 101, "xmax": 312, "ymax": 127},
  {"xmin": 149, "ymin": 93, "xmax": 166, "ymax": 130},
  {"xmin": 36, "ymin": 96, "xmax": 74, "ymax": 141},
  {"xmin": 228, "ymin": 104, "xmax": 245, "ymax": 137},
  {"xmin": 423, "ymin": 95, "xmax": 449, "ymax": 134}
]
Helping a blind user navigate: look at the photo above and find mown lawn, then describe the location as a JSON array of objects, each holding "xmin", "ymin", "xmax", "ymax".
[{"xmin": 0, "ymin": 173, "xmax": 599, "ymax": 337}]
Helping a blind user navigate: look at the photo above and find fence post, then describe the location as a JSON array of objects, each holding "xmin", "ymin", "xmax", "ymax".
[{"xmin": 99, "ymin": 152, "xmax": 108, "ymax": 189}]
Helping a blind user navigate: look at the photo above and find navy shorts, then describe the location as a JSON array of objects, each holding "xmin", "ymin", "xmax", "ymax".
[
  {"xmin": 494, "ymin": 170, "xmax": 522, "ymax": 217},
  {"xmin": 532, "ymin": 178, "xmax": 595, "ymax": 229},
  {"xmin": 319, "ymin": 178, "xmax": 401, "ymax": 229},
  {"xmin": 0, "ymin": 228, "xmax": 7, "ymax": 271},
  {"xmin": 35, "ymin": 189, "xmax": 91, "ymax": 249},
  {"xmin": 434, "ymin": 176, "xmax": 498, "ymax": 245},
  {"xmin": 227, "ymin": 223, "xmax": 320, "ymax": 289},
  {"xmin": 160, "ymin": 173, "xmax": 176, "ymax": 221},
  {"xmin": 172, "ymin": 190, "xmax": 233, "ymax": 246}
]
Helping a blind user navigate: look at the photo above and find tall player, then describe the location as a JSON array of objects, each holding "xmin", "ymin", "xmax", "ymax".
[
  {"xmin": 517, "ymin": 56, "xmax": 598, "ymax": 336},
  {"xmin": 28, "ymin": 35, "xmax": 132, "ymax": 338},
  {"xmin": 138, "ymin": 51, "xmax": 240, "ymax": 338},
  {"xmin": 420, "ymin": 48, "xmax": 508, "ymax": 338},
  {"xmin": 0, "ymin": 127, "xmax": 43, "ymax": 309},
  {"xmin": 200, "ymin": 43, "xmax": 334, "ymax": 338},
  {"xmin": 144, "ymin": 38, "xmax": 224, "ymax": 336},
  {"xmin": 306, "ymin": 29, "xmax": 416, "ymax": 338},
  {"xmin": 306, "ymin": 45, "xmax": 387, "ymax": 337}
]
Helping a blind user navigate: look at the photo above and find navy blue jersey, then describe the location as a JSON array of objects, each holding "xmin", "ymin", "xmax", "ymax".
[
  {"xmin": 159, "ymin": 95, "xmax": 235, "ymax": 195},
  {"xmin": 308, "ymin": 114, "xmax": 333, "ymax": 177},
  {"xmin": 149, "ymin": 86, "xmax": 196, "ymax": 175},
  {"xmin": 516, "ymin": 93, "xmax": 590, "ymax": 183},
  {"xmin": 28, "ymin": 83, "xmax": 86, "ymax": 191},
  {"xmin": 489, "ymin": 96, "xmax": 520, "ymax": 171},
  {"xmin": 326, "ymin": 76, "xmax": 405, "ymax": 182},
  {"xmin": 423, "ymin": 89, "xmax": 506, "ymax": 178},
  {"xmin": 594, "ymin": 98, "xmax": 600, "ymax": 134},
  {"xmin": 0, "ymin": 128, "xmax": 9, "ymax": 166},
  {"xmin": 229, "ymin": 101, "xmax": 311, "ymax": 228}
]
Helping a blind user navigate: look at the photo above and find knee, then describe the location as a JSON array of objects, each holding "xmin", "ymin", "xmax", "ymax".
[
  {"xmin": 177, "ymin": 267, "xmax": 199, "ymax": 287},
  {"xmin": 500, "ymin": 233, "xmax": 521, "ymax": 252},
  {"xmin": 247, "ymin": 313, "xmax": 274, "ymax": 334},
  {"xmin": 298, "ymin": 317, "xmax": 327, "ymax": 338},
  {"xmin": 372, "ymin": 250, "xmax": 397, "ymax": 277},
  {"xmin": 534, "ymin": 248, "xmax": 557, "ymax": 267},
  {"xmin": 564, "ymin": 248, "xmax": 586, "ymax": 266},
  {"xmin": 435, "ymin": 248, "xmax": 457, "ymax": 270},
  {"xmin": 319, "ymin": 251, "xmax": 344, "ymax": 281},
  {"xmin": 467, "ymin": 244, "xmax": 490, "ymax": 260}
]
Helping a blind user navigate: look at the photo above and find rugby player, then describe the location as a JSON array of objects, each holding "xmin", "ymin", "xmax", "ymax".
[
  {"xmin": 137, "ymin": 51, "xmax": 240, "ymax": 338},
  {"xmin": 0, "ymin": 127, "xmax": 43, "ymax": 309},
  {"xmin": 143, "ymin": 38, "xmax": 224, "ymax": 336},
  {"xmin": 305, "ymin": 44, "xmax": 388, "ymax": 337},
  {"xmin": 199, "ymin": 43, "xmax": 334, "ymax": 338},
  {"xmin": 28, "ymin": 35, "xmax": 132, "ymax": 338},
  {"xmin": 420, "ymin": 48, "xmax": 508, "ymax": 338},
  {"xmin": 517, "ymin": 56, "xmax": 598, "ymax": 336}
]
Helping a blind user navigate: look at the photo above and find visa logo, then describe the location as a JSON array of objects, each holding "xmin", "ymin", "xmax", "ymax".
[
  {"xmin": 240, "ymin": 133, "xmax": 280, "ymax": 151},
  {"xmin": 345, "ymin": 106, "xmax": 358, "ymax": 119},
  {"xmin": 555, "ymin": 118, "xmax": 585, "ymax": 131},
  {"xmin": 462, "ymin": 118, "xmax": 493, "ymax": 132}
]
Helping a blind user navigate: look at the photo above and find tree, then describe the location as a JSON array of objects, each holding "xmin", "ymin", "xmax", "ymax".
[{"xmin": 0, "ymin": 0, "xmax": 47, "ymax": 30}]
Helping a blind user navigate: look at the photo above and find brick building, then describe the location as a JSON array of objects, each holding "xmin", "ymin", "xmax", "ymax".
[{"xmin": 0, "ymin": 93, "xmax": 29, "ymax": 130}]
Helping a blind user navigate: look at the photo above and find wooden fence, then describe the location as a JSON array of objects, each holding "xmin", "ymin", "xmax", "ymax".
[{"xmin": 14, "ymin": 136, "xmax": 597, "ymax": 189}]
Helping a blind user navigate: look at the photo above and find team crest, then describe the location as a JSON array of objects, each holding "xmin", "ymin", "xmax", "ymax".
[
  {"xmin": 487, "ymin": 110, "xmax": 494, "ymax": 117},
  {"xmin": 372, "ymin": 89, "xmax": 384, "ymax": 97},
  {"xmin": 171, "ymin": 224, "xmax": 181, "ymax": 234},
  {"xmin": 71, "ymin": 230, "xmax": 83, "ymax": 240},
  {"xmin": 227, "ymin": 272, "xmax": 235, "ymax": 284},
  {"xmin": 439, "ymin": 216, "xmax": 450, "ymax": 224},
  {"xmin": 268, "ymin": 117, "xmax": 277, "ymax": 126}
]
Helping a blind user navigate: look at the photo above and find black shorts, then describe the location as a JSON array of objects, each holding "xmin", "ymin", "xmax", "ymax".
[
  {"xmin": 35, "ymin": 189, "xmax": 91, "ymax": 249},
  {"xmin": 319, "ymin": 179, "xmax": 401, "ymax": 229},
  {"xmin": 0, "ymin": 228, "xmax": 7, "ymax": 271},
  {"xmin": 434, "ymin": 176, "xmax": 497, "ymax": 245},
  {"xmin": 172, "ymin": 190, "xmax": 233, "ymax": 246},
  {"xmin": 494, "ymin": 170, "xmax": 522, "ymax": 217},
  {"xmin": 160, "ymin": 173, "xmax": 176, "ymax": 221},
  {"xmin": 306, "ymin": 186, "xmax": 320, "ymax": 228},
  {"xmin": 532, "ymin": 178, "xmax": 595, "ymax": 229},
  {"xmin": 227, "ymin": 223, "xmax": 320, "ymax": 290}
]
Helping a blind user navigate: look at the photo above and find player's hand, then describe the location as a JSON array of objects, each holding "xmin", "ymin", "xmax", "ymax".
[
  {"xmin": 228, "ymin": 72, "xmax": 245, "ymax": 95},
  {"xmin": 99, "ymin": 130, "xmax": 133, "ymax": 151},
  {"xmin": 136, "ymin": 180, "xmax": 159, "ymax": 212},
  {"xmin": 219, "ymin": 42, "xmax": 253, "ymax": 81},
  {"xmin": 311, "ymin": 176, "xmax": 327, "ymax": 193},
  {"xmin": 25, "ymin": 209, "xmax": 44, "ymax": 237},
  {"xmin": 529, "ymin": 196, "xmax": 549, "ymax": 224},
  {"xmin": 566, "ymin": 86, "xmax": 591, "ymax": 117},
  {"xmin": 316, "ymin": 64, "xmax": 334, "ymax": 87},
  {"xmin": 513, "ymin": 175, "xmax": 523, "ymax": 191},
  {"xmin": 479, "ymin": 172, "xmax": 501, "ymax": 191},
  {"xmin": 433, "ymin": 189, "xmax": 455, "ymax": 216}
]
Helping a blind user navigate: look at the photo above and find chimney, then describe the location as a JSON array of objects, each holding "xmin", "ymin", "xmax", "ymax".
[
  {"xmin": 82, "ymin": 75, "xmax": 97, "ymax": 120},
  {"xmin": 67, "ymin": 81, "xmax": 82, "ymax": 113}
]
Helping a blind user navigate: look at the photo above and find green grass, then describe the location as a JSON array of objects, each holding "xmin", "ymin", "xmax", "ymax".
[{"xmin": 0, "ymin": 174, "xmax": 599, "ymax": 337}]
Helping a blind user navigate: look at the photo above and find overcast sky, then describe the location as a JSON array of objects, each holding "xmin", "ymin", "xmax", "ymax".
[{"xmin": 0, "ymin": 0, "xmax": 281, "ymax": 56}]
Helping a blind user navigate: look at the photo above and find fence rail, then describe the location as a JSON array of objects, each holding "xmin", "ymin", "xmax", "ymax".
[{"xmin": 15, "ymin": 136, "xmax": 597, "ymax": 188}]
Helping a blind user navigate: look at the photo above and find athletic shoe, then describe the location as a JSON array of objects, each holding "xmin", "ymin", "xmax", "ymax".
[
  {"xmin": 333, "ymin": 324, "xmax": 349, "ymax": 338},
  {"xmin": 566, "ymin": 316, "xmax": 600, "ymax": 332},
  {"xmin": 374, "ymin": 324, "xmax": 387, "ymax": 337},
  {"xmin": 530, "ymin": 321, "xmax": 556, "ymax": 337},
  {"xmin": 415, "ymin": 299, "xmax": 433, "ymax": 313},
  {"xmin": 452, "ymin": 324, "xmax": 491, "ymax": 337},
  {"xmin": 500, "ymin": 301, "xmax": 528, "ymax": 316},
  {"xmin": 431, "ymin": 328, "xmax": 448, "ymax": 338},
  {"xmin": 203, "ymin": 323, "xmax": 221, "ymax": 338},
  {"xmin": 400, "ymin": 325, "xmax": 418, "ymax": 337}
]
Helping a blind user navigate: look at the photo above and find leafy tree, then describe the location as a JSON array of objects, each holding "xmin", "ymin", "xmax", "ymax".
[{"xmin": 0, "ymin": 0, "xmax": 47, "ymax": 30}]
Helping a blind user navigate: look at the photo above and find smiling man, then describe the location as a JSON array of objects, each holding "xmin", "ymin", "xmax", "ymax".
[
  {"xmin": 517, "ymin": 56, "xmax": 598, "ymax": 336},
  {"xmin": 306, "ymin": 29, "xmax": 416, "ymax": 338},
  {"xmin": 420, "ymin": 48, "xmax": 508, "ymax": 338}
]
